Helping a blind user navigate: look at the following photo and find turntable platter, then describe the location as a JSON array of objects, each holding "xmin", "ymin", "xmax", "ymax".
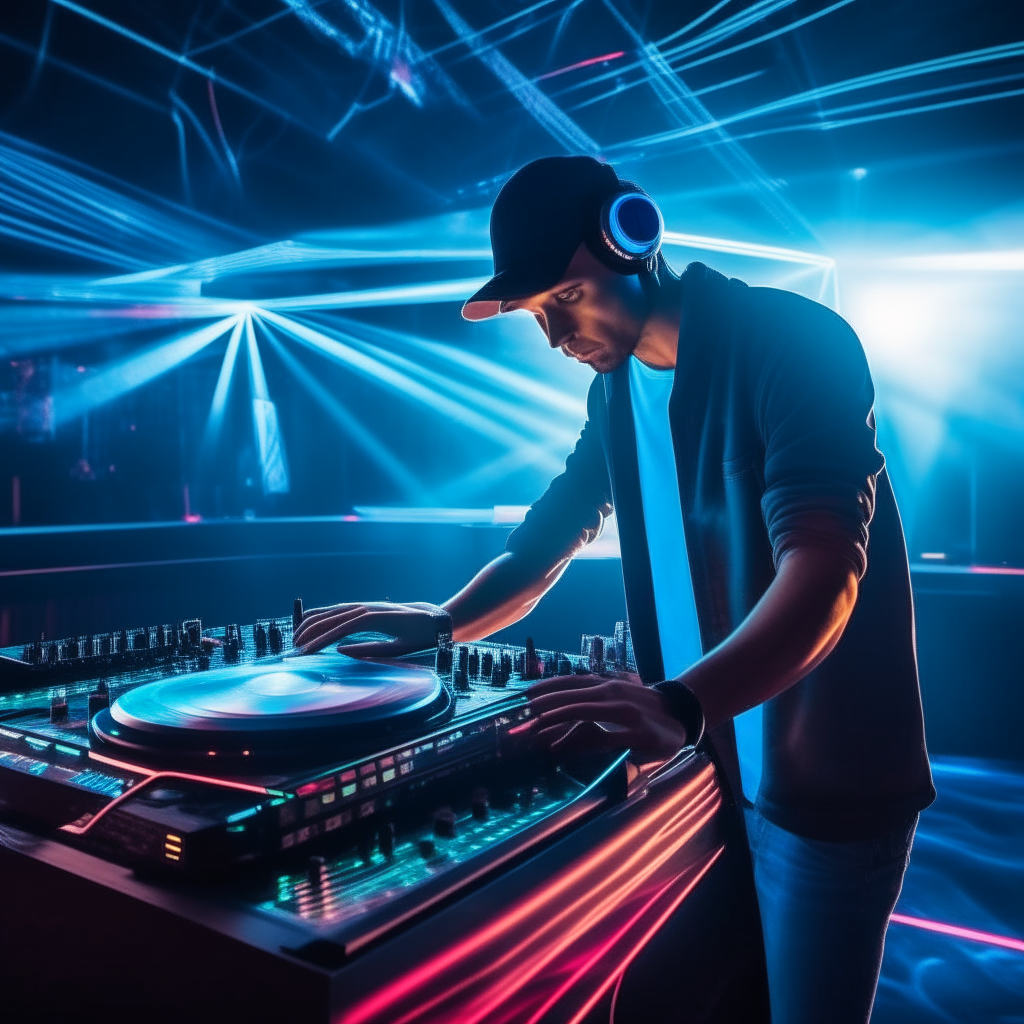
[{"xmin": 89, "ymin": 653, "xmax": 452, "ymax": 766}]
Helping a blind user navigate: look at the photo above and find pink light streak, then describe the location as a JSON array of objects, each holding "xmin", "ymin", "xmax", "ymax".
[
  {"xmin": 339, "ymin": 763, "xmax": 724, "ymax": 1024},
  {"xmin": 890, "ymin": 913, "xmax": 1024, "ymax": 953},
  {"xmin": 537, "ymin": 51, "xmax": 626, "ymax": 81}
]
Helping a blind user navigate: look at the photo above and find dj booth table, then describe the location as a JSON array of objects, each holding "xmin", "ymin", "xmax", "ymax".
[{"xmin": 0, "ymin": 747, "xmax": 767, "ymax": 1023}]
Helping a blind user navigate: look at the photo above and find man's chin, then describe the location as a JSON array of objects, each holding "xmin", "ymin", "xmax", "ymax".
[{"xmin": 585, "ymin": 350, "xmax": 629, "ymax": 374}]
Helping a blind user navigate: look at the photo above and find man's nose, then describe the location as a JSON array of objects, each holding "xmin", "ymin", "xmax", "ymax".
[{"xmin": 545, "ymin": 310, "xmax": 574, "ymax": 349}]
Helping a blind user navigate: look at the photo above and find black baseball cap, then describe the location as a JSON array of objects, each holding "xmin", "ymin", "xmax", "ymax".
[{"xmin": 461, "ymin": 156, "xmax": 622, "ymax": 322}]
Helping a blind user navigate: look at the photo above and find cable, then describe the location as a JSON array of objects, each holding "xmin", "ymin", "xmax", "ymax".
[{"xmin": 59, "ymin": 770, "xmax": 268, "ymax": 837}]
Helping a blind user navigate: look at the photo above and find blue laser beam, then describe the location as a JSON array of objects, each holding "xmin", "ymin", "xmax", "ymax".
[
  {"xmin": 259, "ymin": 323, "xmax": 424, "ymax": 498},
  {"xmin": 656, "ymin": 0, "xmax": 736, "ymax": 47},
  {"xmin": 199, "ymin": 316, "xmax": 245, "ymax": 457},
  {"xmin": 52, "ymin": 316, "xmax": 238, "ymax": 426},
  {"xmin": 671, "ymin": 0, "xmax": 858, "ymax": 74},
  {"xmin": 552, "ymin": 0, "xmax": 797, "ymax": 102},
  {"xmin": 601, "ymin": 0, "xmax": 815, "ymax": 239},
  {"xmin": 47, "ymin": 0, "xmax": 300, "ymax": 127},
  {"xmin": 431, "ymin": 0, "xmax": 599, "ymax": 155},
  {"xmin": 0, "ymin": 131, "xmax": 245, "ymax": 270},
  {"xmin": 258, "ymin": 277, "xmax": 488, "ymax": 312},
  {"xmin": 258, "ymin": 309, "xmax": 565, "ymax": 472},
  {"xmin": 605, "ymin": 40, "xmax": 1024, "ymax": 153},
  {"xmin": 569, "ymin": 68, "xmax": 764, "ymax": 113},
  {"xmin": 327, "ymin": 323, "xmax": 580, "ymax": 446}
]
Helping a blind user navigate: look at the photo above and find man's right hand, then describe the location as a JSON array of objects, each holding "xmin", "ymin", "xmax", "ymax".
[{"xmin": 292, "ymin": 601, "xmax": 447, "ymax": 659}]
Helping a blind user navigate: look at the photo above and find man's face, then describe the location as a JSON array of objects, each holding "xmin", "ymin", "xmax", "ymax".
[{"xmin": 500, "ymin": 243, "xmax": 648, "ymax": 374}]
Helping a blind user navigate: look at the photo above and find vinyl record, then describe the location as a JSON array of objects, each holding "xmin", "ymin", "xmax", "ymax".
[{"xmin": 89, "ymin": 653, "xmax": 451, "ymax": 767}]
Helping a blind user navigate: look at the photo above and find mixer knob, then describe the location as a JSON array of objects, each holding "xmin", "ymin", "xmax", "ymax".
[
  {"xmin": 524, "ymin": 637, "xmax": 540, "ymax": 680},
  {"xmin": 50, "ymin": 692, "xmax": 69, "ymax": 722},
  {"xmin": 268, "ymin": 622, "xmax": 283, "ymax": 653},
  {"xmin": 307, "ymin": 855, "xmax": 327, "ymax": 888},
  {"xmin": 454, "ymin": 646, "xmax": 470, "ymax": 690},
  {"xmin": 433, "ymin": 807, "xmax": 457, "ymax": 838},
  {"xmin": 378, "ymin": 822, "xmax": 395, "ymax": 860},
  {"xmin": 88, "ymin": 681, "xmax": 110, "ymax": 717},
  {"xmin": 224, "ymin": 625, "xmax": 241, "ymax": 661},
  {"xmin": 435, "ymin": 645, "xmax": 452, "ymax": 676},
  {"xmin": 417, "ymin": 838, "xmax": 436, "ymax": 859},
  {"xmin": 292, "ymin": 598, "xmax": 304, "ymax": 633}
]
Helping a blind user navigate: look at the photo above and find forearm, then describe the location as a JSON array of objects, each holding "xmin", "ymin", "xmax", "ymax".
[
  {"xmin": 679, "ymin": 547, "xmax": 859, "ymax": 730},
  {"xmin": 443, "ymin": 551, "xmax": 571, "ymax": 642}
]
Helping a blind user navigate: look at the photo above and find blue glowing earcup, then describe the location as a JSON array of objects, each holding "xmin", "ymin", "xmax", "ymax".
[{"xmin": 598, "ymin": 190, "xmax": 664, "ymax": 266}]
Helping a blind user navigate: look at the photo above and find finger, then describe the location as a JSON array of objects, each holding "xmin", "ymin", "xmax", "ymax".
[
  {"xmin": 533, "ymin": 700, "xmax": 644, "ymax": 731},
  {"xmin": 294, "ymin": 612, "xmax": 392, "ymax": 654},
  {"xmin": 294, "ymin": 605, "xmax": 401, "ymax": 648},
  {"xmin": 527, "ymin": 674, "xmax": 608, "ymax": 698},
  {"xmin": 530, "ymin": 681, "xmax": 618, "ymax": 714},
  {"xmin": 293, "ymin": 606, "xmax": 365, "ymax": 646},
  {"xmin": 297, "ymin": 604, "xmax": 363, "ymax": 630}
]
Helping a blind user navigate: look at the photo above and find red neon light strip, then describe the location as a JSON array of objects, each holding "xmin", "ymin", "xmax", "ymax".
[
  {"xmin": 537, "ymin": 51, "xmax": 626, "ymax": 81},
  {"xmin": 342, "ymin": 767, "xmax": 718, "ymax": 1024},
  {"xmin": 60, "ymin": 769, "xmax": 268, "ymax": 836},
  {"xmin": 890, "ymin": 913, "xmax": 1024, "ymax": 953}
]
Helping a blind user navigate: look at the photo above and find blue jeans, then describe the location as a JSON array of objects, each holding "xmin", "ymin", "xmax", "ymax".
[{"xmin": 744, "ymin": 807, "xmax": 918, "ymax": 1024}]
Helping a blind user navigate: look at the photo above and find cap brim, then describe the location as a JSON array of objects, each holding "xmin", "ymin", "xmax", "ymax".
[{"xmin": 460, "ymin": 256, "xmax": 574, "ymax": 322}]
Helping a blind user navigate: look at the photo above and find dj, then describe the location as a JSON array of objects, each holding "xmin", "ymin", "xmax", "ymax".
[{"xmin": 294, "ymin": 156, "xmax": 934, "ymax": 1023}]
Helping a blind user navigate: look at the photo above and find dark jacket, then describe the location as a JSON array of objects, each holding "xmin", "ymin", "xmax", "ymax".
[{"xmin": 507, "ymin": 262, "xmax": 935, "ymax": 841}]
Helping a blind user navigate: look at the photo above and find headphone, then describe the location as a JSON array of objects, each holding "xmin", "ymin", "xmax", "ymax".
[{"xmin": 592, "ymin": 182, "xmax": 664, "ymax": 275}]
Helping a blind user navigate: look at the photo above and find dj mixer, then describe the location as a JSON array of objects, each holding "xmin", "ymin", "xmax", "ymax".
[{"xmin": 0, "ymin": 604, "xmax": 768, "ymax": 1024}]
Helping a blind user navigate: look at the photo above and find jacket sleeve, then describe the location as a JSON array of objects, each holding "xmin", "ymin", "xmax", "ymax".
[
  {"xmin": 754, "ymin": 291, "xmax": 885, "ymax": 580},
  {"xmin": 504, "ymin": 378, "xmax": 614, "ymax": 567}
]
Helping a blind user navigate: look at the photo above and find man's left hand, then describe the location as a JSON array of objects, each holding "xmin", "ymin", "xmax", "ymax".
[{"xmin": 527, "ymin": 673, "xmax": 689, "ymax": 762}]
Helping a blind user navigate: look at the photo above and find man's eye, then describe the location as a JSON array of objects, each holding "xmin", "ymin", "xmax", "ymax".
[{"xmin": 556, "ymin": 286, "xmax": 582, "ymax": 304}]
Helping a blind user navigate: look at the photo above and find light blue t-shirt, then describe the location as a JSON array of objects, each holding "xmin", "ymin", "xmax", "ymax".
[{"xmin": 629, "ymin": 355, "xmax": 763, "ymax": 802}]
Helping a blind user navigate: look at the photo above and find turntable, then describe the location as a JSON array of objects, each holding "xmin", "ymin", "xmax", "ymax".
[
  {"xmin": 89, "ymin": 653, "xmax": 453, "ymax": 767},
  {"xmin": 0, "ymin": 610, "xmax": 764, "ymax": 1024}
]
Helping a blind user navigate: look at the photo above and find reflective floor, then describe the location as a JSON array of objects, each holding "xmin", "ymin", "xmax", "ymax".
[{"xmin": 874, "ymin": 756, "xmax": 1024, "ymax": 1023}]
